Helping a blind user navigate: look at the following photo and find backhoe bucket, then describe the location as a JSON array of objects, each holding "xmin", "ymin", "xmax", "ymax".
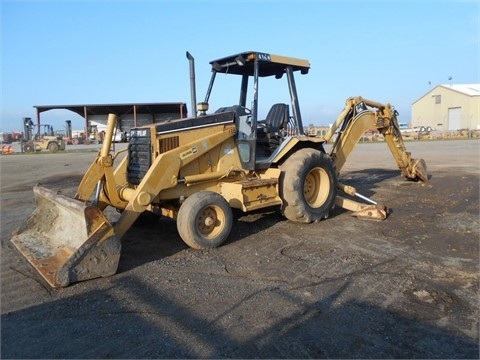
[
  {"xmin": 410, "ymin": 158, "xmax": 428, "ymax": 183},
  {"xmin": 11, "ymin": 186, "xmax": 121, "ymax": 288}
]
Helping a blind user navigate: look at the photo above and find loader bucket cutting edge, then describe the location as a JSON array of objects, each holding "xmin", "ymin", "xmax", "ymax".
[{"xmin": 10, "ymin": 186, "xmax": 121, "ymax": 288}]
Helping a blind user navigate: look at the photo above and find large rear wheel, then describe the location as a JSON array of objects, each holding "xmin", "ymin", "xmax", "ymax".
[
  {"xmin": 279, "ymin": 148, "xmax": 337, "ymax": 223},
  {"xmin": 177, "ymin": 191, "xmax": 233, "ymax": 249},
  {"xmin": 48, "ymin": 142, "xmax": 59, "ymax": 152}
]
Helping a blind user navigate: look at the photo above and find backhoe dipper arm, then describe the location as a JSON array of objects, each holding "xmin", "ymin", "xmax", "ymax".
[{"xmin": 325, "ymin": 96, "xmax": 428, "ymax": 183}]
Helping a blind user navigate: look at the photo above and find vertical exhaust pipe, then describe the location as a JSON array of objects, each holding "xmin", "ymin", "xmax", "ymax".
[{"xmin": 186, "ymin": 51, "xmax": 197, "ymax": 118}]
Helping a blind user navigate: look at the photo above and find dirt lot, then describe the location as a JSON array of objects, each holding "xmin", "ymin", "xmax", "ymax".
[{"xmin": 1, "ymin": 139, "xmax": 479, "ymax": 359}]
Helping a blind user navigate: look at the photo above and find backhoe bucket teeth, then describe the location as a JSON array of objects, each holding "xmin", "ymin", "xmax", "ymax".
[{"xmin": 10, "ymin": 186, "xmax": 121, "ymax": 288}]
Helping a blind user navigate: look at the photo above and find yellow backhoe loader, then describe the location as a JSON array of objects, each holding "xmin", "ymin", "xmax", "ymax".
[{"xmin": 10, "ymin": 51, "xmax": 428, "ymax": 288}]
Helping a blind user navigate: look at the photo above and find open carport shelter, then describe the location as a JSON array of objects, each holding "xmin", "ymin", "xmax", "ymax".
[{"xmin": 33, "ymin": 102, "xmax": 188, "ymax": 136}]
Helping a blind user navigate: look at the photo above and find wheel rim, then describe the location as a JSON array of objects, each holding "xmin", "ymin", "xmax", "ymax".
[
  {"xmin": 195, "ymin": 205, "xmax": 225, "ymax": 239},
  {"xmin": 304, "ymin": 167, "xmax": 330, "ymax": 207}
]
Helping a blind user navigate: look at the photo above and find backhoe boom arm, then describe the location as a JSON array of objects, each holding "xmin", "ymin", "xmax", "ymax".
[{"xmin": 325, "ymin": 96, "xmax": 428, "ymax": 183}]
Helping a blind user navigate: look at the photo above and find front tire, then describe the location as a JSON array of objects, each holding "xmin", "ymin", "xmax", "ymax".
[
  {"xmin": 279, "ymin": 148, "xmax": 337, "ymax": 223},
  {"xmin": 177, "ymin": 191, "xmax": 233, "ymax": 249},
  {"xmin": 23, "ymin": 143, "xmax": 34, "ymax": 153}
]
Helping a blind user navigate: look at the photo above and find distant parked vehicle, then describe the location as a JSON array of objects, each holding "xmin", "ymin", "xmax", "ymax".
[
  {"xmin": 413, "ymin": 126, "xmax": 435, "ymax": 133},
  {"xmin": 399, "ymin": 123, "xmax": 416, "ymax": 133}
]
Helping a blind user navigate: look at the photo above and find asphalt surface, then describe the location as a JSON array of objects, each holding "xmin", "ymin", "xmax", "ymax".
[{"xmin": 0, "ymin": 139, "xmax": 479, "ymax": 359}]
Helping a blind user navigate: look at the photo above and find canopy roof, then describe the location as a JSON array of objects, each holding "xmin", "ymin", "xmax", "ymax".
[{"xmin": 209, "ymin": 51, "xmax": 310, "ymax": 77}]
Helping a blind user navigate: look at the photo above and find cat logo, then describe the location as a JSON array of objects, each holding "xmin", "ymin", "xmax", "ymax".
[{"xmin": 180, "ymin": 146, "xmax": 198, "ymax": 159}]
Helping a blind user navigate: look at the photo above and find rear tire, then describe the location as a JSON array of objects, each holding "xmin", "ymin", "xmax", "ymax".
[
  {"xmin": 279, "ymin": 148, "xmax": 337, "ymax": 223},
  {"xmin": 177, "ymin": 191, "xmax": 233, "ymax": 249},
  {"xmin": 48, "ymin": 142, "xmax": 59, "ymax": 152}
]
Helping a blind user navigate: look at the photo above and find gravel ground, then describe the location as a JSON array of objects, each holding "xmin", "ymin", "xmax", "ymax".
[{"xmin": 1, "ymin": 139, "xmax": 479, "ymax": 359}]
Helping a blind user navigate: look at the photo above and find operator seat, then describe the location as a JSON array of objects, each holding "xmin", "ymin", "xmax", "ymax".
[
  {"xmin": 257, "ymin": 103, "xmax": 290, "ymax": 155},
  {"xmin": 264, "ymin": 103, "xmax": 289, "ymax": 131}
]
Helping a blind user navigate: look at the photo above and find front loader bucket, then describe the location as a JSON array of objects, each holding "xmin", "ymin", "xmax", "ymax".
[{"xmin": 11, "ymin": 186, "xmax": 121, "ymax": 288}]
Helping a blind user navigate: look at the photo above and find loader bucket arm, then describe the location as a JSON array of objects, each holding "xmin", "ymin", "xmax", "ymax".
[
  {"xmin": 75, "ymin": 113, "xmax": 125, "ymax": 205},
  {"xmin": 325, "ymin": 96, "xmax": 428, "ymax": 183}
]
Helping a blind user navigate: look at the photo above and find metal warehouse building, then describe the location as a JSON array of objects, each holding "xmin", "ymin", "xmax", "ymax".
[
  {"xmin": 411, "ymin": 84, "xmax": 480, "ymax": 131},
  {"xmin": 34, "ymin": 102, "xmax": 188, "ymax": 135}
]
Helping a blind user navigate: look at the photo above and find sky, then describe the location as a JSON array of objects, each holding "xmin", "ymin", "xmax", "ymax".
[{"xmin": 1, "ymin": 0, "xmax": 479, "ymax": 132}]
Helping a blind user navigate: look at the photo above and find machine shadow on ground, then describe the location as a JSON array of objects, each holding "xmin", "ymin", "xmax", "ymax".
[
  {"xmin": 1, "ymin": 273, "xmax": 477, "ymax": 359},
  {"xmin": 118, "ymin": 209, "xmax": 288, "ymax": 274}
]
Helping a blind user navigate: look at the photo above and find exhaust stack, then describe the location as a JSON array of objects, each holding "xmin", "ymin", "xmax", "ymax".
[{"xmin": 186, "ymin": 51, "xmax": 197, "ymax": 118}]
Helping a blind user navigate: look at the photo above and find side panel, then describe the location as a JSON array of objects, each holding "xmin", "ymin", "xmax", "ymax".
[
  {"xmin": 220, "ymin": 168, "xmax": 282, "ymax": 211},
  {"xmin": 128, "ymin": 112, "xmax": 238, "ymax": 186}
]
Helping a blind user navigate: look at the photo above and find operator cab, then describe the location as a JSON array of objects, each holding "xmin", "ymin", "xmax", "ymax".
[{"xmin": 199, "ymin": 51, "xmax": 311, "ymax": 170}]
